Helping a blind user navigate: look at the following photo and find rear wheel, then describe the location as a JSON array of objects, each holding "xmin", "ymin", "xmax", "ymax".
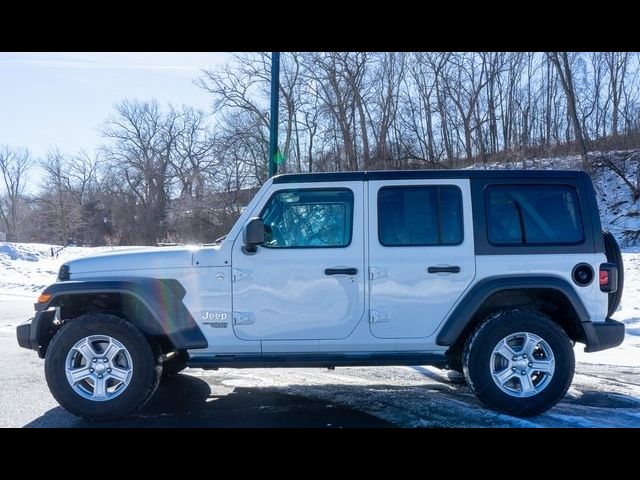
[
  {"xmin": 45, "ymin": 314, "xmax": 161, "ymax": 420},
  {"xmin": 463, "ymin": 309, "xmax": 574, "ymax": 417}
]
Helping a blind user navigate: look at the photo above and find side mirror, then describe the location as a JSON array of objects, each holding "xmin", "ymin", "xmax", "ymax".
[{"xmin": 242, "ymin": 217, "xmax": 265, "ymax": 254}]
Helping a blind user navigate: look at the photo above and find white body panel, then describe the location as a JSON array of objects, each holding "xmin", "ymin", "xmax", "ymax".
[
  {"xmin": 367, "ymin": 179, "xmax": 476, "ymax": 338},
  {"xmin": 474, "ymin": 253, "xmax": 609, "ymax": 326},
  {"xmin": 231, "ymin": 181, "xmax": 366, "ymax": 341},
  {"xmin": 68, "ymin": 246, "xmax": 195, "ymax": 272}
]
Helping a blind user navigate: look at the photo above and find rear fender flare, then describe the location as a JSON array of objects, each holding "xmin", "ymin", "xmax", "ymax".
[{"xmin": 436, "ymin": 275, "xmax": 592, "ymax": 347}]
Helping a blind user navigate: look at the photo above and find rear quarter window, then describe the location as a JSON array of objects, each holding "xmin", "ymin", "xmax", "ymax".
[{"xmin": 485, "ymin": 185, "xmax": 584, "ymax": 246}]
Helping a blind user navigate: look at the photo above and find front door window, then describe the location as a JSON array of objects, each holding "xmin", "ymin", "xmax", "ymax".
[{"xmin": 260, "ymin": 189, "xmax": 354, "ymax": 248}]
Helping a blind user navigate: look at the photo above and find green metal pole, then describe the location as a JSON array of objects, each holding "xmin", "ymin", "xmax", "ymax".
[{"xmin": 269, "ymin": 52, "xmax": 280, "ymax": 178}]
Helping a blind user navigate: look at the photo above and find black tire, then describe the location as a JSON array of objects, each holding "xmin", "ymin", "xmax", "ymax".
[
  {"xmin": 463, "ymin": 309, "xmax": 575, "ymax": 417},
  {"xmin": 161, "ymin": 351, "xmax": 188, "ymax": 378},
  {"xmin": 603, "ymin": 230, "xmax": 624, "ymax": 317},
  {"xmin": 45, "ymin": 314, "xmax": 162, "ymax": 421}
]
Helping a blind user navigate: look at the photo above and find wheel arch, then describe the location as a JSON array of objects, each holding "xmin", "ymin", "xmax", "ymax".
[
  {"xmin": 437, "ymin": 275, "xmax": 592, "ymax": 350},
  {"xmin": 37, "ymin": 278, "xmax": 207, "ymax": 357}
]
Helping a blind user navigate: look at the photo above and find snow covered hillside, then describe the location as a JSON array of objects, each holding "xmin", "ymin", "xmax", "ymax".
[{"xmin": 592, "ymin": 152, "xmax": 640, "ymax": 249}]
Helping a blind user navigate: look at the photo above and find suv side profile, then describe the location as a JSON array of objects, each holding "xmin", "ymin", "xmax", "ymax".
[{"xmin": 17, "ymin": 170, "xmax": 625, "ymax": 420}]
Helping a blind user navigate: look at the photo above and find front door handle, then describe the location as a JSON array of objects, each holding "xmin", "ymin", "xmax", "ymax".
[
  {"xmin": 427, "ymin": 265, "xmax": 461, "ymax": 274},
  {"xmin": 325, "ymin": 267, "xmax": 358, "ymax": 275}
]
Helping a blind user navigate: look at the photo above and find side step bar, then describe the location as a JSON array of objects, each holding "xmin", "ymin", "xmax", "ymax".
[{"xmin": 187, "ymin": 352, "xmax": 448, "ymax": 369}]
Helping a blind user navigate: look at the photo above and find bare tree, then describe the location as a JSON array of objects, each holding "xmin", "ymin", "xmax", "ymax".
[
  {"xmin": 604, "ymin": 52, "xmax": 629, "ymax": 136},
  {"xmin": 39, "ymin": 150, "xmax": 73, "ymax": 244},
  {"xmin": 368, "ymin": 52, "xmax": 405, "ymax": 168},
  {"xmin": 443, "ymin": 53, "xmax": 490, "ymax": 163},
  {"xmin": 170, "ymin": 107, "xmax": 216, "ymax": 199},
  {"xmin": 101, "ymin": 100, "xmax": 176, "ymax": 245},
  {"xmin": 0, "ymin": 146, "xmax": 33, "ymax": 241},
  {"xmin": 307, "ymin": 52, "xmax": 360, "ymax": 170},
  {"xmin": 547, "ymin": 52, "xmax": 590, "ymax": 167},
  {"xmin": 403, "ymin": 52, "xmax": 437, "ymax": 165}
]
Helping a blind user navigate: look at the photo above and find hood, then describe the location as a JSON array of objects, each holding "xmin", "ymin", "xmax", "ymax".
[{"xmin": 64, "ymin": 246, "xmax": 202, "ymax": 276}]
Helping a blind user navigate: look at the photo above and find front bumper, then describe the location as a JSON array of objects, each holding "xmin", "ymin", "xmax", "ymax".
[
  {"xmin": 16, "ymin": 308, "xmax": 57, "ymax": 358},
  {"xmin": 583, "ymin": 318, "xmax": 625, "ymax": 353}
]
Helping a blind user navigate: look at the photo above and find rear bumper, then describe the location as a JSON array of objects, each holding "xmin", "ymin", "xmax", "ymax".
[
  {"xmin": 16, "ymin": 308, "xmax": 57, "ymax": 358},
  {"xmin": 583, "ymin": 318, "xmax": 625, "ymax": 353}
]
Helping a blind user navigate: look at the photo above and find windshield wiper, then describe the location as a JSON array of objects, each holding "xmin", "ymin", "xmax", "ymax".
[{"xmin": 202, "ymin": 234, "xmax": 227, "ymax": 246}]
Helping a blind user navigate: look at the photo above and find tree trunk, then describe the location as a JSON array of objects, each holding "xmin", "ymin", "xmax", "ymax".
[
  {"xmin": 463, "ymin": 116, "xmax": 474, "ymax": 162},
  {"xmin": 425, "ymin": 94, "xmax": 435, "ymax": 164},
  {"xmin": 548, "ymin": 52, "xmax": 589, "ymax": 168},
  {"xmin": 354, "ymin": 95, "xmax": 370, "ymax": 169}
]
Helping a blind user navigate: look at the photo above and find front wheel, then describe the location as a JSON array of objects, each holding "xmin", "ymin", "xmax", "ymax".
[
  {"xmin": 45, "ymin": 314, "xmax": 161, "ymax": 421},
  {"xmin": 463, "ymin": 309, "xmax": 575, "ymax": 417}
]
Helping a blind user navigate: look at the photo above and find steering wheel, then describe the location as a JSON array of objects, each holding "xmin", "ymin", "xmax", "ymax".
[
  {"xmin": 314, "ymin": 224, "xmax": 340, "ymax": 245},
  {"xmin": 264, "ymin": 223, "xmax": 286, "ymax": 247}
]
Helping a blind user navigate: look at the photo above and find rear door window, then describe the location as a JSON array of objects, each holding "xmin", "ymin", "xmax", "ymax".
[{"xmin": 378, "ymin": 185, "xmax": 463, "ymax": 246}]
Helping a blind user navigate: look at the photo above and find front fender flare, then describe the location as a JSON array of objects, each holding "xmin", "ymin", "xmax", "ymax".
[{"xmin": 38, "ymin": 277, "xmax": 207, "ymax": 350}]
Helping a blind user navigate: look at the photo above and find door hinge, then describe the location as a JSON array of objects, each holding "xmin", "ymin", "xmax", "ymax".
[
  {"xmin": 369, "ymin": 266, "xmax": 389, "ymax": 281},
  {"xmin": 233, "ymin": 312, "xmax": 255, "ymax": 325},
  {"xmin": 232, "ymin": 268, "xmax": 252, "ymax": 282},
  {"xmin": 369, "ymin": 310, "xmax": 391, "ymax": 323}
]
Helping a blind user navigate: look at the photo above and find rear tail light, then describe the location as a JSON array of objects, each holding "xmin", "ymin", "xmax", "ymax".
[
  {"xmin": 599, "ymin": 263, "xmax": 618, "ymax": 293},
  {"xmin": 599, "ymin": 270, "xmax": 609, "ymax": 287}
]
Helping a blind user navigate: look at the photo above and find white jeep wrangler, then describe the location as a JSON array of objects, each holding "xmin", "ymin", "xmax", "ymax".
[{"xmin": 17, "ymin": 169, "xmax": 625, "ymax": 420}]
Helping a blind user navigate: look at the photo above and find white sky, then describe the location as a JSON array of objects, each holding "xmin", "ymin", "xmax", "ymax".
[{"xmin": 0, "ymin": 52, "xmax": 229, "ymax": 158}]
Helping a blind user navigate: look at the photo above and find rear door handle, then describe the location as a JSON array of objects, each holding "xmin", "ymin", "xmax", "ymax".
[
  {"xmin": 325, "ymin": 268, "xmax": 358, "ymax": 275},
  {"xmin": 427, "ymin": 265, "xmax": 461, "ymax": 274}
]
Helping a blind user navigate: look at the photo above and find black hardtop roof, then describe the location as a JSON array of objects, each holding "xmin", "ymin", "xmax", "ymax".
[{"xmin": 272, "ymin": 169, "xmax": 587, "ymax": 184}]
